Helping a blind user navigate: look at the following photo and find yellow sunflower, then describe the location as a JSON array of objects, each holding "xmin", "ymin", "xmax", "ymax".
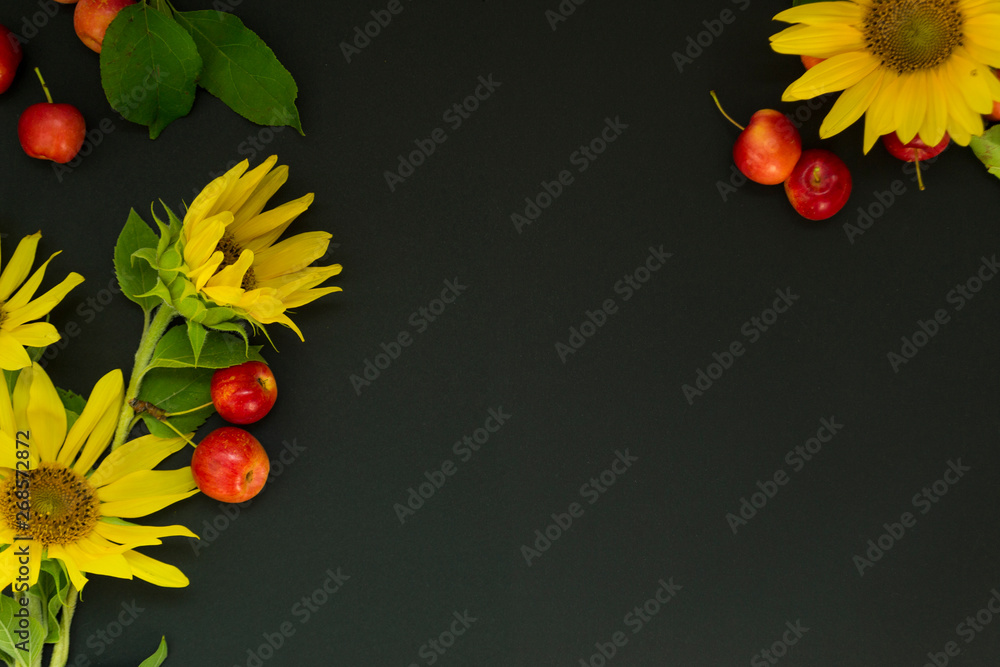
[
  {"xmin": 0, "ymin": 232, "xmax": 83, "ymax": 370},
  {"xmin": 181, "ymin": 155, "xmax": 342, "ymax": 340},
  {"xmin": 0, "ymin": 363, "xmax": 198, "ymax": 592},
  {"xmin": 771, "ymin": 0, "xmax": 1000, "ymax": 152}
]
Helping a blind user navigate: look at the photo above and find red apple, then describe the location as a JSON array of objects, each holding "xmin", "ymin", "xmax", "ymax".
[
  {"xmin": 211, "ymin": 361, "xmax": 277, "ymax": 424},
  {"xmin": 18, "ymin": 69, "xmax": 87, "ymax": 164},
  {"xmin": 800, "ymin": 55, "xmax": 825, "ymax": 70},
  {"xmin": 191, "ymin": 427, "xmax": 270, "ymax": 503},
  {"xmin": 74, "ymin": 0, "xmax": 136, "ymax": 53},
  {"xmin": 784, "ymin": 148, "xmax": 852, "ymax": 221},
  {"xmin": 0, "ymin": 25, "xmax": 22, "ymax": 94},
  {"xmin": 732, "ymin": 109, "xmax": 802, "ymax": 184},
  {"xmin": 881, "ymin": 131, "xmax": 949, "ymax": 190},
  {"xmin": 986, "ymin": 70, "xmax": 1000, "ymax": 122}
]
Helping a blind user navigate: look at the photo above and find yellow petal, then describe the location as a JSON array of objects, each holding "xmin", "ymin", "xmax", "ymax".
[
  {"xmin": 90, "ymin": 434, "xmax": 189, "ymax": 488},
  {"xmin": 232, "ymin": 164, "xmax": 289, "ymax": 228},
  {"xmin": 216, "ymin": 155, "xmax": 278, "ymax": 214},
  {"xmin": 64, "ymin": 542, "xmax": 133, "ymax": 580},
  {"xmin": 6, "ymin": 321, "xmax": 60, "ymax": 348},
  {"xmin": 183, "ymin": 212, "xmax": 232, "ymax": 271},
  {"xmin": 253, "ymin": 231, "xmax": 332, "ymax": 281},
  {"xmin": 893, "ymin": 72, "xmax": 927, "ymax": 144},
  {"xmin": 772, "ymin": 1, "xmax": 866, "ymax": 25},
  {"xmin": 60, "ymin": 369, "xmax": 123, "ymax": 470},
  {"xmin": 0, "ymin": 331, "xmax": 32, "ymax": 370},
  {"xmin": 5, "ymin": 251, "xmax": 61, "ymax": 312},
  {"xmin": 783, "ymin": 50, "xmax": 880, "ymax": 102},
  {"xmin": 820, "ymin": 66, "xmax": 886, "ymax": 137},
  {"xmin": 97, "ymin": 468, "xmax": 197, "ymax": 503},
  {"xmin": 0, "ymin": 233, "xmax": 40, "ymax": 302},
  {"xmin": 862, "ymin": 71, "xmax": 904, "ymax": 152},
  {"xmin": 100, "ymin": 490, "xmax": 200, "ymax": 518},
  {"xmin": 122, "ymin": 550, "xmax": 189, "ymax": 587},
  {"xmin": 47, "ymin": 544, "xmax": 89, "ymax": 591},
  {"xmin": 770, "ymin": 23, "xmax": 864, "ymax": 58},
  {"xmin": 205, "ymin": 248, "xmax": 254, "ymax": 290},
  {"xmin": 2, "ymin": 272, "xmax": 84, "ymax": 330},
  {"xmin": 949, "ymin": 49, "xmax": 994, "ymax": 114},
  {"xmin": 94, "ymin": 519, "xmax": 197, "ymax": 547},
  {"xmin": 230, "ymin": 193, "xmax": 314, "ymax": 246},
  {"xmin": 23, "ymin": 363, "xmax": 67, "ymax": 464},
  {"xmin": 919, "ymin": 68, "xmax": 950, "ymax": 146},
  {"xmin": 185, "ymin": 161, "xmax": 249, "ymax": 228}
]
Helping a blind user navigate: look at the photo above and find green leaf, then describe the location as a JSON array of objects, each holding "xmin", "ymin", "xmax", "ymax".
[
  {"xmin": 136, "ymin": 367, "xmax": 214, "ymax": 438},
  {"xmin": 148, "ymin": 325, "xmax": 264, "ymax": 371},
  {"xmin": 138, "ymin": 636, "xmax": 169, "ymax": 667},
  {"xmin": 970, "ymin": 125, "xmax": 1000, "ymax": 180},
  {"xmin": 101, "ymin": 3, "xmax": 203, "ymax": 139},
  {"xmin": 114, "ymin": 210, "xmax": 163, "ymax": 314},
  {"xmin": 37, "ymin": 560, "xmax": 70, "ymax": 644},
  {"xmin": 172, "ymin": 10, "xmax": 303, "ymax": 133}
]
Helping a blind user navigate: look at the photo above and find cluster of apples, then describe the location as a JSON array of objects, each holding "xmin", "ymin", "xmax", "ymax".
[
  {"xmin": 192, "ymin": 361, "xmax": 279, "ymax": 504},
  {"xmin": 0, "ymin": 0, "xmax": 135, "ymax": 164},
  {"xmin": 712, "ymin": 90, "xmax": 852, "ymax": 221}
]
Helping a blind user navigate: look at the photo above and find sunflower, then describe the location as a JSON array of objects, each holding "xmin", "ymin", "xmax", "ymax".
[
  {"xmin": 0, "ymin": 363, "xmax": 198, "ymax": 592},
  {"xmin": 0, "ymin": 232, "xmax": 83, "ymax": 370},
  {"xmin": 181, "ymin": 155, "xmax": 342, "ymax": 340},
  {"xmin": 771, "ymin": 0, "xmax": 1000, "ymax": 152}
]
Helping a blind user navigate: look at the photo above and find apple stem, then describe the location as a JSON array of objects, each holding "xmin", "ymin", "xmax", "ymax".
[
  {"xmin": 166, "ymin": 401, "xmax": 214, "ymax": 417},
  {"xmin": 915, "ymin": 158, "xmax": 925, "ymax": 191},
  {"xmin": 33, "ymin": 67, "xmax": 53, "ymax": 104},
  {"xmin": 709, "ymin": 90, "xmax": 745, "ymax": 131}
]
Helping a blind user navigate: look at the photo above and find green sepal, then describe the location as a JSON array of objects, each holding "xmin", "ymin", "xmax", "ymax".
[
  {"xmin": 134, "ymin": 279, "xmax": 175, "ymax": 306},
  {"xmin": 187, "ymin": 320, "xmax": 207, "ymax": 366}
]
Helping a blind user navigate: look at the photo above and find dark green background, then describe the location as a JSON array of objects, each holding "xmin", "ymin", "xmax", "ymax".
[{"xmin": 2, "ymin": 0, "xmax": 999, "ymax": 665}]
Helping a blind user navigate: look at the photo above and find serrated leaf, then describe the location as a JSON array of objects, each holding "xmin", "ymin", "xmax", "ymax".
[
  {"xmin": 970, "ymin": 125, "xmax": 1000, "ymax": 180},
  {"xmin": 115, "ymin": 210, "xmax": 162, "ymax": 313},
  {"xmin": 172, "ymin": 10, "xmax": 303, "ymax": 133},
  {"xmin": 101, "ymin": 4, "xmax": 203, "ymax": 139},
  {"xmin": 138, "ymin": 636, "xmax": 169, "ymax": 667},
  {"xmin": 148, "ymin": 325, "xmax": 264, "ymax": 371},
  {"xmin": 136, "ymin": 367, "xmax": 214, "ymax": 437}
]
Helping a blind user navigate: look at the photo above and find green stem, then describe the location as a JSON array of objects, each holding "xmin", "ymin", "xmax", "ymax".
[
  {"xmin": 47, "ymin": 586, "xmax": 77, "ymax": 667},
  {"xmin": 111, "ymin": 305, "xmax": 177, "ymax": 450}
]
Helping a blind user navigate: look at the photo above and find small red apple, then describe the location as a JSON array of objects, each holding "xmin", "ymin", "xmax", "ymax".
[
  {"xmin": 710, "ymin": 92, "xmax": 802, "ymax": 185},
  {"xmin": 0, "ymin": 24, "xmax": 23, "ymax": 94},
  {"xmin": 800, "ymin": 55, "xmax": 825, "ymax": 70},
  {"xmin": 784, "ymin": 148, "xmax": 852, "ymax": 221},
  {"xmin": 986, "ymin": 70, "xmax": 1000, "ymax": 122},
  {"xmin": 18, "ymin": 69, "xmax": 86, "ymax": 164},
  {"xmin": 191, "ymin": 427, "xmax": 270, "ymax": 503},
  {"xmin": 211, "ymin": 361, "xmax": 277, "ymax": 424},
  {"xmin": 74, "ymin": 0, "xmax": 136, "ymax": 53},
  {"xmin": 881, "ymin": 131, "xmax": 949, "ymax": 190}
]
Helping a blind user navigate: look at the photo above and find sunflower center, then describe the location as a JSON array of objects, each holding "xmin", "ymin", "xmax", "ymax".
[
  {"xmin": 864, "ymin": 0, "xmax": 964, "ymax": 74},
  {"xmin": 216, "ymin": 233, "xmax": 258, "ymax": 291},
  {"xmin": 0, "ymin": 464, "xmax": 100, "ymax": 545}
]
